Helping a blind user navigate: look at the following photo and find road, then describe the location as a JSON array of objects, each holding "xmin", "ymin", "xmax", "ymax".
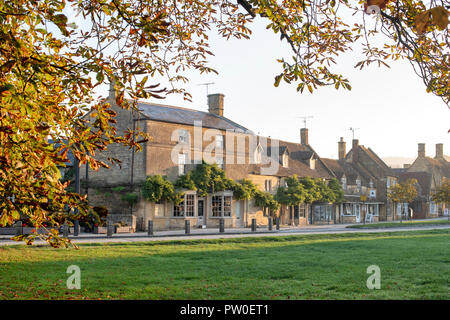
[{"xmin": 1, "ymin": 220, "xmax": 449, "ymax": 246}]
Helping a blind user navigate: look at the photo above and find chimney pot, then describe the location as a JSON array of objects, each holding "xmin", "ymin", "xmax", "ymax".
[
  {"xmin": 207, "ymin": 93, "xmax": 225, "ymax": 117},
  {"xmin": 300, "ymin": 128, "xmax": 309, "ymax": 145},
  {"xmin": 435, "ymin": 143, "xmax": 444, "ymax": 159},
  {"xmin": 418, "ymin": 143, "xmax": 425, "ymax": 157}
]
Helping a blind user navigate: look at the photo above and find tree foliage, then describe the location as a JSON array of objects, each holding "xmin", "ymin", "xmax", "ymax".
[
  {"xmin": 328, "ymin": 178, "xmax": 346, "ymax": 203},
  {"xmin": 275, "ymin": 175, "xmax": 306, "ymax": 206},
  {"xmin": 141, "ymin": 175, "xmax": 183, "ymax": 205},
  {"xmin": 1, "ymin": 0, "xmax": 448, "ymax": 246},
  {"xmin": 175, "ymin": 161, "xmax": 234, "ymax": 197},
  {"xmin": 431, "ymin": 179, "xmax": 450, "ymax": 204},
  {"xmin": 231, "ymin": 179, "xmax": 259, "ymax": 200},
  {"xmin": 388, "ymin": 178, "xmax": 418, "ymax": 204},
  {"xmin": 254, "ymin": 189, "xmax": 280, "ymax": 211}
]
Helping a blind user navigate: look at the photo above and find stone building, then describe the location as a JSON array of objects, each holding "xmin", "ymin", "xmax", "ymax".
[
  {"xmin": 322, "ymin": 137, "xmax": 397, "ymax": 223},
  {"xmin": 80, "ymin": 85, "xmax": 336, "ymax": 230},
  {"xmin": 402, "ymin": 143, "xmax": 450, "ymax": 217}
]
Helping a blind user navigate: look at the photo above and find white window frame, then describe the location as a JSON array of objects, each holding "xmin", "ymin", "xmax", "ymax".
[
  {"xmin": 216, "ymin": 135, "xmax": 224, "ymax": 148},
  {"xmin": 178, "ymin": 129, "xmax": 189, "ymax": 144},
  {"xmin": 282, "ymin": 153, "xmax": 288, "ymax": 168},
  {"xmin": 342, "ymin": 203, "xmax": 354, "ymax": 216},
  {"xmin": 430, "ymin": 201, "xmax": 437, "ymax": 214},
  {"xmin": 254, "ymin": 145, "xmax": 263, "ymax": 164},
  {"xmin": 178, "ymin": 153, "xmax": 186, "ymax": 176},
  {"xmin": 341, "ymin": 177, "xmax": 347, "ymax": 190},
  {"xmin": 173, "ymin": 192, "xmax": 196, "ymax": 217},
  {"xmin": 210, "ymin": 192, "xmax": 233, "ymax": 218}
]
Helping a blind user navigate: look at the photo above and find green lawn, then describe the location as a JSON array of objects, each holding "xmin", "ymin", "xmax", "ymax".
[
  {"xmin": 347, "ymin": 219, "xmax": 450, "ymax": 229},
  {"xmin": 0, "ymin": 229, "xmax": 449, "ymax": 300}
]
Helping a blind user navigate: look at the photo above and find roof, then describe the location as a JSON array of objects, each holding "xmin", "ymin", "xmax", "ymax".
[
  {"xmin": 321, "ymin": 158, "xmax": 345, "ymax": 179},
  {"xmin": 239, "ymin": 138, "xmax": 334, "ymax": 179},
  {"xmin": 137, "ymin": 102, "xmax": 252, "ymax": 133},
  {"xmin": 360, "ymin": 145, "xmax": 395, "ymax": 177}
]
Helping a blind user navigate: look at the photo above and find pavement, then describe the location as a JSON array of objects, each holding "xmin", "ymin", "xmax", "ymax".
[{"xmin": 1, "ymin": 218, "xmax": 449, "ymax": 246}]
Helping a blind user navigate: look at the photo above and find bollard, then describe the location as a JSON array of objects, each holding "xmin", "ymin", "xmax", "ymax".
[
  {"xmin": 148, "ymin": 220, "xmax": 154, "ymax": 236},
  {"xmin": 251, "ymin": 218, "xmax": 256, "ymax": 232},
  {"xmin": 15, "ymin": 221, "xmax": 23, "ymax": 236},
  {"xmin": 219, "ymin": 218, "xmax": 224, "ymax": 233},
  {"xmin": 185, "ymin": 220, "xmax": 190, "ymax": 234},
  {"xmin": 63, "ymin": 223, "xmax": 69, "ymax": 237},
  {"xmin": 276, "ymin": 217, "xmax": 280, "ymax": 230},
  {"xmin": 268, "ymin": 217, "xmax": 273, "ymax": 231},
  {"xmin": 74, "ymin": 220, "xmax": 79, "ymax": 236},
  {"xmin": 107, "ymin": 223, "xmax": 113, "ymax": 237}
]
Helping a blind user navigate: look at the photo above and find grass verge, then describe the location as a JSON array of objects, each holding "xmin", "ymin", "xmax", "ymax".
[{"xmin": 0, "ymin": 229, "xmax": 449, "ymax": 300}]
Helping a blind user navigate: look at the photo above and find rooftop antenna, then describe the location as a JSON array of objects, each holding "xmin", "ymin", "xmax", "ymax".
[
  {"xmin": 198, "ymin": 82, "xmax": 215, "ymax": 106},
  {"xmin": 297, "ymin": 116, "xmax": 314, "ymax": 128},
  {"xmin": 349, "ymin": 127, "xmax": 360, "ymax": 140}
]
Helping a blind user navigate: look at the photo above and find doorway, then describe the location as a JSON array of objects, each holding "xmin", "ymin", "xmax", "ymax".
[{"xmin": 198, "ymin": 198, "xmax": 205, "ymax": 227}]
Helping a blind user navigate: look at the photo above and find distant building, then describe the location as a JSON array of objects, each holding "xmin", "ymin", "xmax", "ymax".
[
  {"xmin": 323, "ymin": 137, "xmax": 398, "ymax": 223},
  {"xmin": 403, "ymin": 143, "xmax": 450, "ymax": 218}
]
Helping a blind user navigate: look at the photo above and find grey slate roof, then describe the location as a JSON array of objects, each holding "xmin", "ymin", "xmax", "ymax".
[{"xmin": 137, "ymin": 102, "xmax": 252, "ymax": 133}]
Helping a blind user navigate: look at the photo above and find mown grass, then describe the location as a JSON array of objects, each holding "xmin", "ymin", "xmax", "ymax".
[
  {"xmin": 347, "ymin": 219, "xmax": 450, "ymax": 229},
  {"xmin": 0, "ymin": 229, "xmax": 449, "ymax": 300}
]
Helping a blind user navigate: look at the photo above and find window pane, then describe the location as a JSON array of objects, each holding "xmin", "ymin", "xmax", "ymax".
[
  {"xmin": 173, "ymin": 201, "xmax": 184, "ymax": 217},
  {"xmin": 185, "ymin": 194, "xmax": 195, "ymax": 217},
  {"xmin": 212, "ymin": 196, "xmax": 222, "ymax": 217},
  {"xmin": 223, "ymin": 196, "xmax": 232, "ymax": 217}
]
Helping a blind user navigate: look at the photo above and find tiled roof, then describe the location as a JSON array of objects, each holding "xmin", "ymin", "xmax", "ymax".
[
  {"xmin": 137, "ymin": 102, "xmax": 252, "ymax": 133},
  {"xmin": 424, "ymin": 157, "xmax": 450, "ymax": 178},
  {"xmin": 244, "ymin": 139, "xmax": 334, "ymax": 179},
  {"xmin": 360, "ymin": 146, "xmax": 396, "ymax": 177}
]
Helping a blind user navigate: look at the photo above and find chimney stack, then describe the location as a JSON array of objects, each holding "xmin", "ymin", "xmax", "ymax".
[
  {"xmin": 435, "ymin": 143, "xmax": 444, "ymax": 159},
  {"xmin": 300, "ymin": 128, "xmax": 309, "ymax": 145},
  {"xmin": 418, "ymin": 143, "xmax": 425, "ymax": 157},
  {"xmin": 207, "ymin": 93, "xmax": 224, "ymax": 117},
  {"xmin": 352, "ymin": 139, "xmax": 359, "ymax": 163},
  {"xmin": 338, "ymin": 137, "xmax": 346, "ymax": 160}
]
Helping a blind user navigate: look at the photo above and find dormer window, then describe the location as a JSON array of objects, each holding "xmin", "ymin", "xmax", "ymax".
[
  {"xmin": 254, "ymin": 144, "xmax": 263, "ymax": 164},
  {"xmin": 341, "ymin": 177, "xmax": 347, "ymax": 190},
  {"xmin": 282, "ymin": 153, "xmax": 289, "ymax": 168},
  {"xmin": 178, "ymin": 129, "xmax": 189, "ymax": 144},
  {"xmin": 309, "ymin": 158, "xmax": 316, "ymax": 170}
]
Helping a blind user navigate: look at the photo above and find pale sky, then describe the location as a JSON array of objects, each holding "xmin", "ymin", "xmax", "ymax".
[
  {"xmin": 144, "ymin": 17, "xmax": 449, "ymax": 161},
  {"xmin": 77, "ymin": 6, "xmax": 449, "ymax": 162}
]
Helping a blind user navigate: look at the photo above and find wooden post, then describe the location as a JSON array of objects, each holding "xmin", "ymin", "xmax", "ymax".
[
  {"xmin": 148, "ymin": 220, "xmax": 154, "ymax": 236},
  {"xmin": 276, "ymin": 217, "xmax": 280, "ymax": 230},
  {"xmin": 15, "ymin": 221, "xmax": 23, "ymax": 236},
  {"xmin": 107, "ymin": 223, "xmax": 113, "ymax": 237},
  {"xmin": 219, "ymin": 218, "xmax": 224, "ymax": 233},
  {"xmin": 185, "ymin": 220, "xmax": 190, "ymax": 234},
  {"xmin": 63, "ymin": 223, "xmax": 69, "ymax": 237},
  {"xmin": 74, "ymin": 220, "xmax": 79, "ymax": 236},
  {"xmin": 251, "ymin": 218, "xmax": 256, "ymax": 232},
  {"xmin": 268, "ymin": 217, "xmax": 273, "ymax": 231}
]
